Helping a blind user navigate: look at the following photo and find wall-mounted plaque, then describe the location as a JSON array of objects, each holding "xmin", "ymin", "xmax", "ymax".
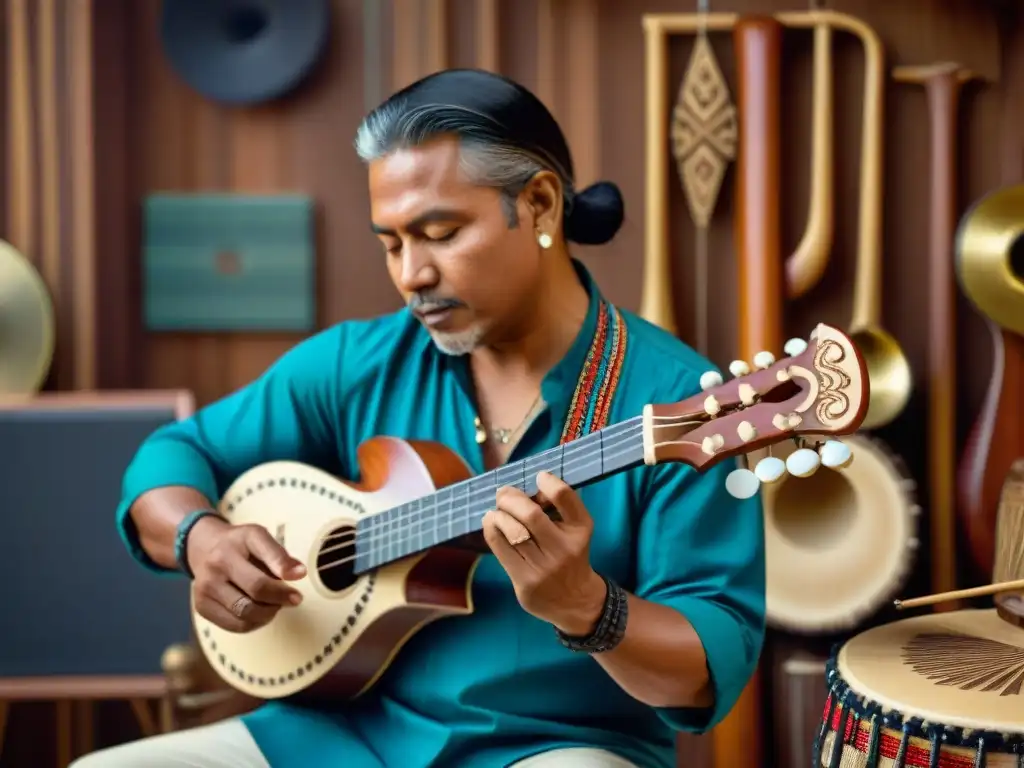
[{"xmin": 143, "ymin": 193, "xmax": 316, "ymax": 332}]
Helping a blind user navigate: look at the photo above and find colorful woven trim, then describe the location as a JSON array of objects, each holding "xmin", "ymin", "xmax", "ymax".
[
  {"xmin": 813, "ymin": 655, "xmax": 1024, "ymax": 768},
  {"xmin": 559, "ymin": 298, "xmax": 628, "ymax": 444}
]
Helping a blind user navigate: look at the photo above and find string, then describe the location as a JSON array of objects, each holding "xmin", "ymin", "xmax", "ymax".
[
  {"xmin": 313, "ymin": 414, "xmax": 713, "ymax": 575},
  {"xmin": 327, "ymin": 417, "xmax": 638, "ymax": 540},
  {"xmin": 317, "ymin": 413, "xmax": 699, "ymax": 551}
]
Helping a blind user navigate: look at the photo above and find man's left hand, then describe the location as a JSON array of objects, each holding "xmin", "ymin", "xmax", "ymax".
[{"xmin": 482, "ymin": 471, "xmax": 607, "ymax": 636}]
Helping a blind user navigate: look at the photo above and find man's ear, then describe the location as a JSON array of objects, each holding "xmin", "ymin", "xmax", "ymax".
[{"xmin": 521, "ymin": 170, "xmax": 564, "ymax": 238}]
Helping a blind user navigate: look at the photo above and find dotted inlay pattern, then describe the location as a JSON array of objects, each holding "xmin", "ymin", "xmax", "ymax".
[{"xmin": 202, "ymin": 474, "xmax": 373, "ymax": 689}]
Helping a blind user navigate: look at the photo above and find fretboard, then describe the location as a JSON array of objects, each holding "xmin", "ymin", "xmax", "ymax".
[{"xmin": 352, "ymin": 416, "xmax": 646, "ymax": 573}]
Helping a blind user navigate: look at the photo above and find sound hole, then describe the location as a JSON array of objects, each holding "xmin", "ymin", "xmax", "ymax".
[
  {"xmin": 1010, "ymin": 235, "xmax": 1024, "ymax": 284},
  {"xmin": 772, "ymin": 468, "xmax": 856, "ymax": 549},
  {"xmin": 222, "ymin": 7, "xmax": 268, "ymax": 43},
  {"xmin": 316, "ymin": 525, "xmax": 356, "ymax": 593}
]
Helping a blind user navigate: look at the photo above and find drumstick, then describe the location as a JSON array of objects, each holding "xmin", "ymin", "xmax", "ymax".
[
  {"xmin": 894, "ymin": 578, "xmax": 1024, "ymax": 610},
  {"xmin": 711, "ymin": 16, "xmax": 784, "ymax": 768},
  {"xmin": 892, "ymin": 62, "xmax": 982, "ymax": 612}
]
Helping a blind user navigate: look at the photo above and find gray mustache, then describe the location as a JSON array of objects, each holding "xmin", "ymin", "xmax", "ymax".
[{"xmin": 408, "ymin": 295, "xmax": 464, "ymax": 312}]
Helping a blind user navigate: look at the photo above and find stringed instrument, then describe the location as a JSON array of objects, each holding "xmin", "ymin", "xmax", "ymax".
[{"xmin": 193, "ymin": 324, "xmax": 868, "ymax": 701}]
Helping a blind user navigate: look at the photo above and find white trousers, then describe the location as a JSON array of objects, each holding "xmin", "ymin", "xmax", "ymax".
[{"xmin": 68, "ymin": 718, "xmax": 640, "ymax": 768}]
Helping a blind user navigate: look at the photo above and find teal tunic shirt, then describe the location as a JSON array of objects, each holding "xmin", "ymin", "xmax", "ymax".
[{"xmin": 116, "ymin": 263, "xmax": 765, "ymax": 768}]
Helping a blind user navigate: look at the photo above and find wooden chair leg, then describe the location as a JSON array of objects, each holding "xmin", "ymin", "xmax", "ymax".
[
  {"xmin": 55, "ymin": 699, "xmax": 73, "ymax": 767},
  {"xmin": 158, "ymin": 695, "xmax": 175, "ymax": 734},
  {"xmin": 0, "ymin": 700, "xmax": 9, "ymax": 760},
  {"xmin": 73, "ymin": 701, "xmax": 94, "ymax": 757},
  {"xmin": 129, "ymin": 698, "xmax": 157, "ymax": 737}
]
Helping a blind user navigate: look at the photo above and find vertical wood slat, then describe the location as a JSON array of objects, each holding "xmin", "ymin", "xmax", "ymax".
[
  {"xmin": 37, "ymin": 0, "xmax": 60, "ymax": 300},
  {"xmin": 391, "ymin": 0, "xmax": 421, "ymax": 90},
  {"xmin": 563, "ymin": 0, "xmax": 600, "ymax": 186},
  {"xmin": 475, "ymin": 0, "xmax": 499, "ymax": 72},
  {"xmin": 67, "ymin": 0, "xmax": 96, "ymax": 390},
  {"xmin": 363, "ymin": 0, "xmax": 385, "ymax": 111},
  {"xmin": 535, "ymin": 0, "xmax": 557, "ymax": 110},
  {"xmin": 6, "ymin": 0, "xmax": 34, "ymax": 259},
  {"xmin": 424, "ymin": 0, "xmax": 447, "ymax": 74},
  {"xmin": 3, "ymin": 0, "xmax": 99, "ymax": 392}
]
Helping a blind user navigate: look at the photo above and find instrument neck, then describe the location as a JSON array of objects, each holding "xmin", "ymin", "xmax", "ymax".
[{"xmin": 352, "ymin": 417, "xmax": 646, "ymax": 573}]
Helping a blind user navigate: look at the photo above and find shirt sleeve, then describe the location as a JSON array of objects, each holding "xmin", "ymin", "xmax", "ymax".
[
  {"xmin": 115, "ymin": 326, "xmax": 347, "ymax": 574},
  {"xmin": 632, "ymin": 379, "xmax": 767, "ymax": 733}
]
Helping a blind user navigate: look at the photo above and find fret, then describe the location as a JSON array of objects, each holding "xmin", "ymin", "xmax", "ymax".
[
  {"xmin": 354, "ymin": 516, "xmax": 371, "ymax": 573},
  {"xmin": 494, "ymin": 463, "xmax": 523, "ymax": 492},
  {"xmin": 561, "ymin": 435, "xmax": 587, "ymax": 486},
  {"xmin": 386, "ymin": 503, "xmax": 398, "ymax": 564},
  {"xmin": 439, "ymin": 485, "xmax": 455, "ymax": 547},
  {"xmin": 523, "ymin": 451, "xmax": 553, "ymax": 495},
  {"xmin": 454, "ymin": 480, "xmax": 472, "ymax": 538},
  {"xmin": 407, "ymin": 497, "xmax": 424, "ymax": 553}
]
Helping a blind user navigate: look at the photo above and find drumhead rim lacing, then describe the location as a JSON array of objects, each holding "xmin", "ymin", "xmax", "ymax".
[{"xmin": 817, "ymin": 653, "xmax": 1024, "ymax": 760}]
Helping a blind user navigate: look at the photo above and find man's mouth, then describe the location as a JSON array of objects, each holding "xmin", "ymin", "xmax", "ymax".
[{"xmin": 414, "ymin": 305, "xmax": 458, "ymax": 326}]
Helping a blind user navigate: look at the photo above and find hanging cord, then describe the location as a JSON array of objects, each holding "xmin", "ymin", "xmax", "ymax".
[{"xmin": 693, "ymin": 0, "xmax": 709, "ymax": 354}]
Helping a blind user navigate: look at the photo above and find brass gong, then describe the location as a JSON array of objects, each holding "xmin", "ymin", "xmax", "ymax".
[
  {"xmin": 955, "ymin": 183, "xmax": 1024, "ymax": 337},
  {"xmin": 0, "ymin": 239, "xmax": 55, "ymax": 393}
]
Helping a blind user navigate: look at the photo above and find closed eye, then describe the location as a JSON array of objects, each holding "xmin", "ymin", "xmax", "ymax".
[{"xmin": 427, "ymin": 228, "xmax": 459, "ymax": 243}]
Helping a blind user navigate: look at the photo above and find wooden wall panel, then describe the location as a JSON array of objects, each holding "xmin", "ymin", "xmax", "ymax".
[
  {"xmin": 119, "ymin": 0, "xmax": 390, "ymax": 406},
  {"xmin": 3, "ymin": 0, "xmax": 99, "ymax": 392}
]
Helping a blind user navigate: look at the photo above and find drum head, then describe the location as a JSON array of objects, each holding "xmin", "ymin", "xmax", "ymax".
[
  {"xmin": 762, "ymin": 435, "xmax": 918, "ymax": 634},
  {"xmin": 839, "ymin": 609, "xmax": 1024, "ymax": 733}
]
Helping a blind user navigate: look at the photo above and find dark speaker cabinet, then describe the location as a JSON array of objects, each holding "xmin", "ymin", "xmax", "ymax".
[{"xmin": 0, "ymin": 392, "xmax": 196, "ymax": 679}]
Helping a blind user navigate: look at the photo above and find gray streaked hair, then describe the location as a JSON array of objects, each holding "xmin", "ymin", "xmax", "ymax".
[{"xmin": 354, "ymin": 101, "xmax": 576, "ymax": 226}]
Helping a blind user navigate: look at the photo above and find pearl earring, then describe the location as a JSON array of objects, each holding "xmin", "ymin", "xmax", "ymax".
[{"xmin": 537, "ymin": 232, "xmax": 553, "ymax": 249}]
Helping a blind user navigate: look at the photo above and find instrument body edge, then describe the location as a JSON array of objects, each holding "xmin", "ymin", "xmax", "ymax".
[{"xmin": 191, "ymin": 436, "xmax": 480, "ymax": 703}]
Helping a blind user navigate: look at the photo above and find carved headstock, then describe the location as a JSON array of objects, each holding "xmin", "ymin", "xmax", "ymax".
[{"xmin": 641, "ymin": 323, "xmax": 869, "ymax": 499}]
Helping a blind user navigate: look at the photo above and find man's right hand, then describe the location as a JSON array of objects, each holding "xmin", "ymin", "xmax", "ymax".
[{"xmin": 187, "ymin": 516, "xmax": 307, "ymax": 633}]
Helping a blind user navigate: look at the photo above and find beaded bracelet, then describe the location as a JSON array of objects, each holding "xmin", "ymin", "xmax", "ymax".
[
  {"xmin": 174, "ymin": 508, "xmax": 223, "ymax": 579},
  {"xmin": 555, "ymin": 575, "xmax": 629, "ymax": 654}
]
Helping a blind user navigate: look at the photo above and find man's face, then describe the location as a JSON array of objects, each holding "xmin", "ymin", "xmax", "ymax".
[{"xmin": 368, "ymin": 136, "xmax": 546, "ymax": 355}]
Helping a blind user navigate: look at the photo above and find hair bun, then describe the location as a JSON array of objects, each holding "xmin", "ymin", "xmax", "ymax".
[{"xmin": 564, "ymin": 181, "xmax": 625, "ymax": 246}]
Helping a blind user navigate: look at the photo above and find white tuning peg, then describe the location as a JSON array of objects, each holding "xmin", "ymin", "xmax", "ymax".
[
  {"xmin": 783, "ymin": 337, "xmax": 809, "ymax": 357},
  {"xmin": 752, "ymin": 351, "xmax": 776, "ymax": 370},
  {"xmin": 820, "ymin": 440, "xmax": 854, "ymax": 469},
  {"xmin": 699, "ymin": 371, "xmax": 724, "ymax": 391},
  {"xmin": 725, "ymin": 468, "xmax": 761, "ymax": 499},
  {"xmin": 729, "ymin": 360, "xmax": 751, "ymax": 377},
  {"xmin": 786, "ymin": 448, "xmax": 821, "ymax": 478},
  {"xmin": 754, "ymin": 456, "xmax": 787, "ymax": 484}
]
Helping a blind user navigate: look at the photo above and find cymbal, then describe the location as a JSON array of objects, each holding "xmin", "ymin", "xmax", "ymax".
[
  {"xmin": 160, "ymin": 0, "xmax": 331, "ymax": 106},
  {"xmin": 0, "ymin": 239, "xmax": 54, "ymax": 393}
]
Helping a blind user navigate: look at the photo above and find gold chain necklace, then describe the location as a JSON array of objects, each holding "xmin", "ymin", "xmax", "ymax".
[{"xmin": 474, "ymin": 392, "xmax": 544, "ymax": 446}]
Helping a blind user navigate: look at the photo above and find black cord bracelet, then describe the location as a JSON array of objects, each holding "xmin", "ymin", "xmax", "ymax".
[
  {"xmin": 555, "ymin": 575, "xmax": 629, "ymax": 654},
  {"xmin": 174, "ymin": 508, "xmax": 223, "ymax": 579}
]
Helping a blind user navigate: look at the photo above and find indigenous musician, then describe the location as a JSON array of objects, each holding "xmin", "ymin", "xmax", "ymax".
[{"xmin": 74, "ymin": 70, "xmax": 765, "ymax": 768}]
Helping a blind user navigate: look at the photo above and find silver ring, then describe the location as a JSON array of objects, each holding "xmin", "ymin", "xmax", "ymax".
[{"xmin": 231, "ymin": 596, "xmax": 254, "ymax": 619}]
